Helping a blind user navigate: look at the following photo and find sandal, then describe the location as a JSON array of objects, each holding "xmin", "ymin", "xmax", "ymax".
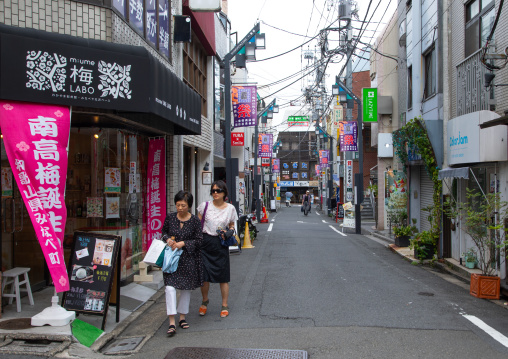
[
  {"xmin": 179, "ymin": 319, "xmax": 189, "ymax": 329},
  {"xmin": 220, "ymin": 306, "xmax": 229, "ymax": 318},
  {"xmin": 167, "ymin": 324, "xmax": 176, "ymax": 337},
  {"xmin": 199, "ymin": 300, "xmax": 209, "ymax": 316}
]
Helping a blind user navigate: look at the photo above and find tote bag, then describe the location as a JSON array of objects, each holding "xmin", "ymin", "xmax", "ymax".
[
  {"xmin": 162, "ymin": 247, "xmax": 183, "ymax": 274},
  {"xmin": 143, "ymin": 239, "xmax": 167, "ymax": 265}
]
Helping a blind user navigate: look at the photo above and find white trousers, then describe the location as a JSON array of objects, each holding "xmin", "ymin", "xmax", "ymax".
[{"xmin": 165, "ymin": 286, "xmax": 191, "ymax": 316}]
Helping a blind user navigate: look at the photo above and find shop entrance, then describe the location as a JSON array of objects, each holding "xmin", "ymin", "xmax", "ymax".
[{"xmin": 1, "ymin": 140, "xmax": 47, "ymax": 290}]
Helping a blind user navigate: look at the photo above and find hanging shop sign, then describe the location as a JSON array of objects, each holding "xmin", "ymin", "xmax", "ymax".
[
  {"xmin": 258, "ymin": 133, "xmax": 273, "ymax": 158},
  {"xmin": 0, "ymin": 100, "xmax": 70, "ymax": 292},
  {"xmin": 146, "ymin": 138, "xmax": 166, "ymax": 249},
  {"xmin": 288, "ymin": 116, "xmax": 309, "ymax": 127},
  {"xmin": 232, "ymin": 85, "xmax": 257, "ymax": 127},
  {"xmin": 385, "ymin": 170, "xmax": 407, "ymax": 210},
  {"xmin": 231, "ymin": 132, "xmax": 244, "ymax": 146},
  {"xmin": 319, "ymin": 150, "xmax": 329, "ymax": 168},
  {"xmin": 272, "ymin": 158, "xmax": 280, "ymax": 173},
  {"xmin": 0, "ymin": 25, "xmax": 201, "ymax": 135},
  {"xmin": 261, "ymin": 157, "xmax": 271, "ymax": 167},
  {"xmin": 332, "ymin": 105, "xmax": 344, "ymax": 128},
  {"xmin": 362, "ymin": 88, "xmax": 377, "ymax": 122},
  {"xmin": 339, "ymin": 121, "xmax": 358, "ymax": 152},
  {"xmin": 346, "ymin": 160, "xmax": 353, "ymax": 202}
]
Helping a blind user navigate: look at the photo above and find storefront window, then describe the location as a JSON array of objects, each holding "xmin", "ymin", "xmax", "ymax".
[{"xmin": 64, "ymin": 128, "xmax": 149, "ymax": 283}]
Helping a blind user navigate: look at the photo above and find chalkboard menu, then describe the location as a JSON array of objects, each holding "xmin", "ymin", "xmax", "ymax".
[
  {"xmin": 336, "ymin": 202, "xmax": 344, "ymax": 219},
  {"xmin": 62, "ymin": 231, "xmax": 121, "ymax": 329}
]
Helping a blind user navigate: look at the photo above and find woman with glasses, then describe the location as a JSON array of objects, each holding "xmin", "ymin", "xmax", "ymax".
[
  {"xmin": 161, "ymin": 190, "xmax": 203, "ymax": 337},
  {"xmin": 197, "ymin": 180, "xmax": 238, "ymax": 318}
]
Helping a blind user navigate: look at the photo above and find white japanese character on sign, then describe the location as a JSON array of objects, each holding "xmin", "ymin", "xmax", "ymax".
[
  {"xmin": 34, "ymin": 212, "xmax": 48, "ymax": 225},
  {"xmin": 45, "ymin": 238, "xmax": 57, "ymax": 250},
  {"xmin": 154, "ymin": 149, "xmax": 161, "ymax": 162},
  {"xmin": 48, "ymin": 252, "xmax": 60, "ymax": 265},
  {"xmin": 28, "ymin": 198, "xmax": 44, "ymax": 212},
  {"xmin": 70, "ymin": 65, "xmax": 93, "ymax": 85},
  {"xmin": 33, "ymin": 139, "xmax": 59, "ymax": 161},
  {"xmin": 150, "ymin": 204, "xmax": 161, "ymax": 218},
  {"xmin": 23, "ymin": 185, "xmax": 38, "ymax": 199},
  {"xmin": 151, "ymin": 177, "xmax": 159, "ymax": 191},
  {"xmin": 19, "ymin": 172, "xmax": 30, "ymax": 185},
  {"xmin": 15, "ymin": 159, "xmax": 25, "ymax": 171},
  {"xmin": 152, "ymin": 163, "xmax": 160, "ymax": 176},
  {"xmin": 48, "ymin": 211, "xmax": 63, "ymax": 233},
  {"xmin": 40, "ymin": 226, "xmax": 52, "ymax": 238},
  {"xmin": 150, "ymin": 218, "xmax": 162, "ymax": 231},
  {"xmin": 37, "ymin": 187, "xmax": 62, "ymax": 209},
  {"xmin": 150, "ymin": 191, "xmax": 160, "ymax": 203},
  {"xmin": 35, "ymin": 163, "xmax": 60, "ymax": 185},
  {"xmin": 28, "ymin": 116, "xmax": 58, "ymax": 137}
]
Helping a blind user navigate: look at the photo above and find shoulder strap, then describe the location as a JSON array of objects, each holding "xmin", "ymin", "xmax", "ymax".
[{"xmin": 201, "ymin": 201, "xmax": 209, "ymax": 229}]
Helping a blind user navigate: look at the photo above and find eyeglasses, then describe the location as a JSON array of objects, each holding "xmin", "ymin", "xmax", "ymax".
[{"xmin": 211, "ymin": 189, "xmax": 224, "ymax": 194}]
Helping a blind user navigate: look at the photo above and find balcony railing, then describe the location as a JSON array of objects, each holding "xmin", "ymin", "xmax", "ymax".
[{"xmin": 456, "ymin": 49, "xmax": 494, "ymax": 116}]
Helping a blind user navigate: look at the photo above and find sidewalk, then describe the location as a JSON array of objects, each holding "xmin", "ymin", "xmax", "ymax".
[{"xmin": 0, "ymin": 268, "xmax": 165, "ymax": 357}]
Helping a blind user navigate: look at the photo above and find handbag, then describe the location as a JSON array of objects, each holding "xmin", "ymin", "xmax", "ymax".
[
  {"xmin": 162, "ymin": 246, "xmax": 183, "ymax": 273},
  {"xmin": 219, "ymin": 229, "xmax": 238, "ymax": 247},
  {"xmin": 143, "ymin": 239, "xmax": 167, "ymax": 265}
]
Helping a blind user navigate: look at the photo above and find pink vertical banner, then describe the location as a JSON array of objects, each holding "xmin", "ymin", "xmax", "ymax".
[
  {"xmin": 146, "ymin": 138, "xmax": 166, "ymax": 249},
  {"xmin": 0, "ymin": 101, "xmax": 70, "ymax": 292}
]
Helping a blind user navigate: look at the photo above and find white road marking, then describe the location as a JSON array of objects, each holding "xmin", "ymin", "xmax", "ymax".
[
  {"xmin": 267, "ymin": 224, "xmax": 273, "ymax": 232},
  {"xmin": 297, "ymin": 221, "xmax": 304, "ymax": 223},
  {"xmin": 322, "ymin": 220, "xmax": 326, "ymax": 223},
  {"xmin": 462, "ymin": 314, "xmax": 508, "ymax": 348},
  {"xmin": 329, "ymin": 225, "xmax": 347, "ymax": 237}
]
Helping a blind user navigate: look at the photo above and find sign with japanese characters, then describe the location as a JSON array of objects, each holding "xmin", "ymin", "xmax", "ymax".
[
  {"xmin": 231, "ymin": 132, "xmax": 244, "ymax": 146},
  {"xmin": 261, "ymin": 157, "xmax": 271, "ymax": 167},
  {"xmin": 339, "ymin": 121, "xmax": 358, "ymax": 152},
  {"xmin": 346, "ymin": 160, "xmax": 353, "ymax": 202},
  {"xmin": 0, "ymin": 100, "xmax": 70, "ymax": 292},
  {"xmin": 258, "ymin": 133, "xmax": 273, "ymax": 158},
  {"xmin": 104, "ymin": 167, "xmax": 121, "ymax": 193},
  {"xmin": 146, "ymin": 138, "xmax": 166, "ymax": 248},
  {"xmin": 272, "ymin": 158, "xmax": 280, "ymax": 173},
  {"xmin": 319, "ymin": 150, "xmax": 329, "ymax": 168},
  {"xmin": 288, "ymin": 116, "xmax": 309, "ymax": 127},
  {"xmin": 232, "ymin": 86, "xmax": 257, "ymax": 127},
  {"xmin": 62, "ymin": 231, "xmax": 121, "ymax": 325},
  {"xmin": 0, "ymin": 27, "xmax": 201, "ymax": 135},
  {"xmin": 1, "ymin": 167, "xmax": 13, "ymax": 197},
  {"xmin": 362, "ymin": 88, "xmax": 378, "ymax": 122}
]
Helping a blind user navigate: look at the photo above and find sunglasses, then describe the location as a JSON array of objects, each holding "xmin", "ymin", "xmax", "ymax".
[{"xmin": 211, "ymin": 189, "xmax": 224, "ymax": 194}]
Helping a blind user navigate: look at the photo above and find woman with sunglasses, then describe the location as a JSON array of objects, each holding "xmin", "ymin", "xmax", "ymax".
[{"xmin": 197, "ymin": 180, "xmax": 238, "ymax": 318}]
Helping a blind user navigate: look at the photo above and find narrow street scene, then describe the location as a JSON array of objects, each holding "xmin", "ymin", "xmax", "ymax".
[{"xmin": 1, "ymin": 0, "xmax": 508, "ymax": 358}]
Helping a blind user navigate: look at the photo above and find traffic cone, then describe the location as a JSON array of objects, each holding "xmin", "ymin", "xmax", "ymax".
[
  {"xmin": 242, "ymin": 222, "xmax": 254, "ymax": 248},
  {"xmin": 260, "ymin": 205, "xmax": 269, "ymax": 223}
]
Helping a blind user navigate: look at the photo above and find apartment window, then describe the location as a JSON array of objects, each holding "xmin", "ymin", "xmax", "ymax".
[
  {"xmin": 407, "ymin": 66, "xmax": 413, "ymax": 108},
  {"xmin": 423, "ymin": 48, "xmax": 436, "ymax": 99},
  {"xmin": 465, "ymin": 0, "xmax": 495, "ymax": 57},
  {"xmin": 183, "ymin": 34, "xmax": 208, "ymax": 117}
]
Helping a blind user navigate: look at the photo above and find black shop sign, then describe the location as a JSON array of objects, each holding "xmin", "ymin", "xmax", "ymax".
[{"xmin": 62, "ymin": 231, "xmax": 121, "ymax": 330}]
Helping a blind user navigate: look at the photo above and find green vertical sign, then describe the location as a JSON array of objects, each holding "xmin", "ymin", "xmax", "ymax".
[{"xmin": 362, "ymin": 88, "xmax": 377, "ymax": 122}]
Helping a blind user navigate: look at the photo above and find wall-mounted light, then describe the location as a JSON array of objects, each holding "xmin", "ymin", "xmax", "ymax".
[
  {"xmin": 267, "ymin": 111, "xmax": 273, "ymax": 119},
  {"xmin": 273, "ymin": 104, "xmax": 279, "ymax": 113},
  {"xmin": 245, "ymin": 42, "xmax": 256, "ymax": 61},
  {"xmin": 255, "ymin": 33, "xmax": 266, "ymax": 49},
  {"xmin": 195, "ymin": 147, "xmax": 198, "ymax": 154},
  {"xmin": 203, "ymin": 162, "xmax": 210, "ymax": 171}
]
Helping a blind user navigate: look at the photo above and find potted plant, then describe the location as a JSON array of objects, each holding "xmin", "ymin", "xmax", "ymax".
[
  {"xmin": 462, "ymin": 248, "xmax": 477, "ymax": 269},
  {"xmin": 410, "ymin": 230, "xmax": 437, "ymax": 260},
  {"xmin": 445, "ymin": 190, "xmax": 508, "ymax": 299},
  {"xmin": 393, "ymin": 218, "xmax": 418, "ymax": 247}
]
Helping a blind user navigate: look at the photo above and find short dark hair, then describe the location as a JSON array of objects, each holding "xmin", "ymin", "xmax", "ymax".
[
  {"xmin": 210, "ymin": 180, "xmax": 228, "ymax": 197},
  {"xmin": 174, "ymin": 190, "xmax": 193, "ymax": 208}
]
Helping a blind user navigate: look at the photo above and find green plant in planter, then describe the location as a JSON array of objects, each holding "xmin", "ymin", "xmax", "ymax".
[
  {"xmin": 367, "ymin": 183, "xmax": 378, "ymax": 197},
  {"xmin": 463, "ymin": 248, "xmax": 477, "ymax": 269},
  {"xmin": 393, "ymin": 218, "xmax": 418, "ymax": 237},
  {"xmin": 410, "ymin": 230, "xmax": 437, "ymax": 260},
  {"xmin": 445, "ymin": 190, "xmax": 508, "ymax": 276}
]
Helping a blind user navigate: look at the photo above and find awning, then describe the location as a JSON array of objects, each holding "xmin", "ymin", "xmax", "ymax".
[
  {"xmin": 438, "ymin": 167, "xmax": 469, "ymax": 180},
  {"xmin": 0, "ymin": 24, "xmax": 201, "ymax": 135},
  {"xmin": 479, "ymin": 112, "xmax": 508, "ymax": 129}
]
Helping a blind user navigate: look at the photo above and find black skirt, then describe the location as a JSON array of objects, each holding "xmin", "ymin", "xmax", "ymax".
[{"xmin": 200, "ymin": 233, "xmax": 230, "ymax": 283}]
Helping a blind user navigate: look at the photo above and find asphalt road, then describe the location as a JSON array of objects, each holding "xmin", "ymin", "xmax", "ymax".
[{"xmin": 119, "ymin": 205, "xmax": 508, "ymax": 358}]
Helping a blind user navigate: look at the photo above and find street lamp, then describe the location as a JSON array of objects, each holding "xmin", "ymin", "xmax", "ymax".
[
  {"xmin": 273, "ymin": 104, "xmax": 279, "ymax": 113},
  {"xmin": 223, "ymin": 22, "xmax": 265, "ymax": 212},
  {"xmin": 255, "ymin": 33, "xmax": 266, "ymax": 49},
  {"xmin": 245, "ymin": 42, "xmax": 256, "ymax": 61}
]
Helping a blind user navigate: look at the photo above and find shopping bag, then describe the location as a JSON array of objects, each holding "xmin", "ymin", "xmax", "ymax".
[
  {"xmin": 143, "ymin": 239, "xmax": 167, "ymax": 265},
  {"xmin": 162, "ymin": 247, "xmax": 183, "ymax": 274}
]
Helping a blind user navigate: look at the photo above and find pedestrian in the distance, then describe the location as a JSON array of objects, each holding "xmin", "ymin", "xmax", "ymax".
[
  {"xmin": 161, "ymin": 190, "xmax": 203, "ymax": 337},
  {"xmin": 197, "ymin": 180, "xmax": 238, "ymax": 318}
]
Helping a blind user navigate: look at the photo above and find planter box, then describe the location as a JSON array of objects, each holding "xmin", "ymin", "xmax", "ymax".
[
  {"xmin": 395, "ymin": 235, "xmax": 410, "ymax": 247},
  {"xmin": 470, "ymin": 273, "xmax": 500, "ymax": 300},
  {"xmin": 465, "ymin": 261, "xmax": 475, "ymax": 269}
]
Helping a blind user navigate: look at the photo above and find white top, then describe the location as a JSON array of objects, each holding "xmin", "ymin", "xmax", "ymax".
[{"xmin": 197, "ymin": 201, "xmax": 239, "ymax": 236}]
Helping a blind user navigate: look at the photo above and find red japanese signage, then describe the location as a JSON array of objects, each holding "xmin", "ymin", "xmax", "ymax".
[
  {"xmin": 231, "ymin": 132, "xmax": 244, "ymax": 146},
  {"xmin": 146, "ymin": 139, "xmax": 166, "ymax": 249}
]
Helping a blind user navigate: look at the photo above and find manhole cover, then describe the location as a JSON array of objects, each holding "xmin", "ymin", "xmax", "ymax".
[
  {"xmin": 102, "ymin": 337, "xmax": 144, "ymax": 354},
  {"xmin": 0, "ymin": 318, "xmax": 33, "ymax": 330},
  {"xmin": 164, "ymin": 347, "xmax": 308, "ymax": 359},
  {"xmin": 418, "ymin": 292, "xmax": 435, "ymax": 296},
  {"xmin": 0, "ymin": 338, "xmax": 66, "ymax": 354}
]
